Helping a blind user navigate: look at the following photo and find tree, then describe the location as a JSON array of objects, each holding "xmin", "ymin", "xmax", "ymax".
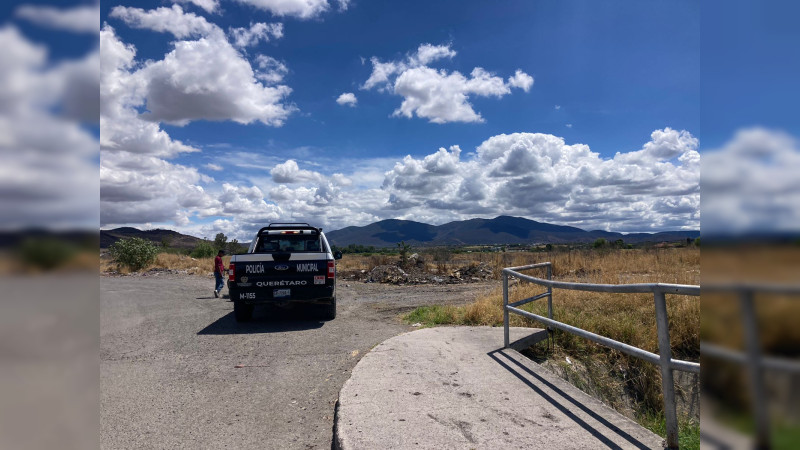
[
  {"xmin": 191, "ymin": 241, "xmax": 216, "ymax": 258},
  {"xmin": 397, "ymin": 241, "xmax": 412, "ymax": 268},
  {"xmin": 213, "ymin": 233, "xmax": 228, "ymax": 251},
  {"xmin": 227, "ymin": 238, "xmax": 245, "ymax": 254},
  {"xmin": 593, "ymin": 238, "xmax": 608, "ymax": 249}
]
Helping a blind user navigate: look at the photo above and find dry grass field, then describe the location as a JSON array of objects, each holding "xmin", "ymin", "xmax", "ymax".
[
  {"xmin": 100, "ymin": 252, "xmax": 229, "ymax": 276},
  {"xmin": 701, "ymin": 245, "xmax": 800, "ymax": 444}
]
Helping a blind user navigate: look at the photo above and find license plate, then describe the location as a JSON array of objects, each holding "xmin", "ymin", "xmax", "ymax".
[
  {"xmin": 273, "ymin": 288, "xmax": 290, "ymax": 298},
  {"xmin": 314, "ymin": 276, "xmax": 325, "ymax": 285}
]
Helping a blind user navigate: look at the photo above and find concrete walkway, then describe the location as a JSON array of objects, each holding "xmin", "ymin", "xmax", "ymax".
[{"xmin": 335, "ymin": 326, "xmax": 665, "ymax": 449}]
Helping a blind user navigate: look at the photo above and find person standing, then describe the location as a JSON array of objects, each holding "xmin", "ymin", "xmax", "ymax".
[{"xmin": 213, "ymin": 250, "xmax": 226, "ymax": 298}]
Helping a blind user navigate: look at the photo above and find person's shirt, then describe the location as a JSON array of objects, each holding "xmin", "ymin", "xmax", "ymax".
[{"xmin": 214, "ymin": 255, "xmax": 224, "ymax": 274}]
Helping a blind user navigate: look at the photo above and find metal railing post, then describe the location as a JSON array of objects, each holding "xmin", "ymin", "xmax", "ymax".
[
  {"xmin": 653, "ymin": 290, "xmax": 679, "ymax": 449},
  {"xmin": 546, "ymin": 263, "xmax": 553, "ymax": 334},
  {"xmin": 503, "ymin": 271, "xmax": 509, "ymax": 348},
  {"xmin": 739, "ymin": 290, "xmax": 770, "ymax": 449}
]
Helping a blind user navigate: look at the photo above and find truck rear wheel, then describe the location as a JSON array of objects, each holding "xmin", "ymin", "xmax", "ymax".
[
  {"xmin": 234, "ymin": 301, "xmax": 254, "ymax": 322},
  {"xmin": 321, "ymin": 297, "xmax": 336, "ymax": 321}
]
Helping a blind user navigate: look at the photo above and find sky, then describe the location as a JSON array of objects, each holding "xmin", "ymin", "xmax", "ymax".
[{"xmin": 2, "ymin": 0, "xmax": 799, "ymax": 240}]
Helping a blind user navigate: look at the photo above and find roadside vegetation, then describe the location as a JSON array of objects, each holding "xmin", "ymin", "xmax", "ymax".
[
  {"xmin": 0, "ymin": 235, "xmax": 98, "ymax": 273},
  {"xmin": 102, "ymin": 232, "xmax": 241, "ymax": 274}
]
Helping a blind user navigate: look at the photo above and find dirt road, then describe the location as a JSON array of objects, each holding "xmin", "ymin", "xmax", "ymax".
[{"xmin": 101, "ymin": 274, "xmax": 497, "ymax": 449}]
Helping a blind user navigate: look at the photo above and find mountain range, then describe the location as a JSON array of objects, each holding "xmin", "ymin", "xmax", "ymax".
[
  {"xmin": 325, "ymin": 216, "xmax": 698, "ymax": 247},
  {"xmin": 100, "ymin": 216, "xmax": 699, "ymax": 249}
]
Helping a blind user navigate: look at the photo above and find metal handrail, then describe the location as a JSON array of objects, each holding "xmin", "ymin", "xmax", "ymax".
[
  {"xmin": 502, "ymin": 262, "xmax": 699, "ymax": 449},
  {"xmin": 699, "ymin": 285, "xmax": 800, "ymax": 449}
]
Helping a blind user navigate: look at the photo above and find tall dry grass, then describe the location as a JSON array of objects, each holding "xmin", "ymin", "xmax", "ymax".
[
  {"xmin": 701, "ymin": 246, "xmax": 800, "ymax": 418},
  {"xmin": 339, "ymin": 247, "xmax": 699, "ymax": 283},
  {"xmin": 101, "ymin": 252, "xmax": 231, "ymax": 276}
]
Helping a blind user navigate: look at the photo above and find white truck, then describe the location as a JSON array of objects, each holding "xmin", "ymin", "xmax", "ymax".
[{"xmin": 227, "ymin": 223, "xmax": 342, "ymax": 322}]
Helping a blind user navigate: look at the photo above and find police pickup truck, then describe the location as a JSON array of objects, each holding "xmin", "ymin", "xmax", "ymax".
[{"xmin": 227, "ymin": 223, "xmax": 342, "ymax": 322}]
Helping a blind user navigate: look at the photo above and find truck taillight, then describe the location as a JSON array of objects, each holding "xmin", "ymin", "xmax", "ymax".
[
  {"xmin": 327, "ymin": 261, "xmax": 335, "ymax": 279},
  {"xmin": 228, "ymin": 263, "xmax": 235, "ymax": 282}
]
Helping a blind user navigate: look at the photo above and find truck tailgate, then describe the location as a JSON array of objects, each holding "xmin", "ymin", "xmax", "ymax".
[{"xmin": 230, "ymin": 256, "xmax": 333, "ymax": 302}]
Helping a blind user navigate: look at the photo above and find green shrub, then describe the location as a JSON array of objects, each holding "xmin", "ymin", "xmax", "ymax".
[
  {"xmin": 191, "ymin": 241, "xmax": 216, "ymax": 258},
  {"xmin": 109, "ymin": 237, "xmax": 158, "ymax": 271},
  {"xmin": 17, "ymin": 237, "xmax": 78, "ymax": 270}
]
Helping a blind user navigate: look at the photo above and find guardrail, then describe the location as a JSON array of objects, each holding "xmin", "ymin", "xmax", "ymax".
[
  {"xmin": 701, "ymin": 283, "xmax": 800, "ymax": 449},
  {"xmin": 502, "ymin": 262, "xmax": 700, "ymax": 449}
]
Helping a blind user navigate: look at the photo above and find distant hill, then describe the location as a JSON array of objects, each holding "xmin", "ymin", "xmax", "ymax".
[
  {"xmin": 326, "ymin": 216, "xmax": 699, "ymax": 247},
  {"xmin": 0, "ymin": 229, "xmax": 98, "ymax": 249},
  {"xmin": 100, "ymin": 228, "xmax": 204, "ymax": 249}
]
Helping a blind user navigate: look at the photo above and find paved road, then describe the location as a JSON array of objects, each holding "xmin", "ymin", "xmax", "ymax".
[{"xmin": 101, "ymin": 274, "xmax": 495, "ymax": 449}]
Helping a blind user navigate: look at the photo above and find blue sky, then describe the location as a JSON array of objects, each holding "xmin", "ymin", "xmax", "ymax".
[
  {"xmin": 11, "ymin": 1, "xmax": 798, "ymax": 239},
  {"xmin": 148, "ymin": 0, "xmax": 700, "ymax": 160},
  {"xmin": 96, "ymin": 0, "xmax": 706, "ymax": 239}
]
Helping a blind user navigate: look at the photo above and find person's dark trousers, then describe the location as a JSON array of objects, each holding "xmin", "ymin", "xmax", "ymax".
[{"xmin": 214, "ymin": 272, "xmax": 224, "ymax": 293}]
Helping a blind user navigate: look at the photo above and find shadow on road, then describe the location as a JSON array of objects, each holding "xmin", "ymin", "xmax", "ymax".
[
  {"xmin": 487, "ymin": 349, "xmax": 654, "ymax": 450},
  {"xmin": 195, "ymin": 294, "xmax": 230, "ymax": 300},
  {"xmin": 198, "ymin": 309, "xmax": 325, "ymax": 335}
]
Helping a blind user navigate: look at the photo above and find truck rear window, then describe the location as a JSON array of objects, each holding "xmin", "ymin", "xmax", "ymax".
[{"xmin": 255, "ymin": 235, "xmax": 322, "ymax": 253}]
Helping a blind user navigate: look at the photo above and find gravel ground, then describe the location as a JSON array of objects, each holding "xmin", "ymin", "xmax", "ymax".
[{"xmin": 101, "ymin": 274, "xmax": 497, "ymax": 449}]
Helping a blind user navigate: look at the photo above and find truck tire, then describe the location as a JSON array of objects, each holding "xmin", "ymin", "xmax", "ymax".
[
  {"xmin": 321, "ymin": 297, "xmax": 336, "ymax": 321},
  {"xmin": 234, "ymin": 301, "xmax": 253, "ymax": 322}
]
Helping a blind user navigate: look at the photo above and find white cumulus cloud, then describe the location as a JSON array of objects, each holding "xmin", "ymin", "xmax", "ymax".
[
  {"xmin": 15, "ymin": 3, "xmax": 99, "ymax": 34},
  {"xmin": 229, "ymin": 22, "xmax": 283, "ymax": 48},
  {"xmin": 702, "ymin": 128, "xmax": 800, "ymax": 234},
  {"xmin": 336, "ymin": 92, "xmax": 357, "ymax": 107},
  {"xmin": 271, "ymin": 159, "xmax": 324, "ymax": 183},
  {"xmin": 109, "ymin": 5, "xmax": 217, "ymax": 39},
  {"xmin": 507, "ymin": 70, "xmax": 534, "ymax": 92},
  {"xmin": 137, "ymin": 36, "xmax": 294, "ymax": 125},
  {"xmin": 379, "ymin": 128, "xmax": 699, "ymax": 231},
  {"xmin": 174, "ymin": 0, "xmax": 220, "ymax": 14},
  {"xmin": 362, "ymin": 43, "xmax": 533, "ymax": 123},
  {"xmin": 0, "ymin": 25, "xmax": 99, "ymax": 229},
  {"xmin": 100, "ymin": 4, "xmax": 297, "ymax": 228},
  {"xmin": 234, "ymin": 0, "xmax": 331, "ymax": 19}
]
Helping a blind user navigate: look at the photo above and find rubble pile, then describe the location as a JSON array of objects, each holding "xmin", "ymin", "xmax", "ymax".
[
  {"xmin": 343, "ymin": 260, "xmax": 497, "ymax": 285},
  {"xmin": 449, "ymin": 262, "xmax": 494, "ymax": 282},
  {"xmin": 366, "ymin": 265, "xmax": 409, "ymax": 284}
]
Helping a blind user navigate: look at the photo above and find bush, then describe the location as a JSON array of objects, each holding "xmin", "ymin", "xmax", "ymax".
[
  {"xmin": 109, "ymin": 237, "xmax": 158, "ymax": 271},
  {"xmin": 17, "ymin": 237, "xmax": 78, "ymax": 270},
  {"xmin": 191, "ymin": 241, "xmax": 216, "ymax": 258}
]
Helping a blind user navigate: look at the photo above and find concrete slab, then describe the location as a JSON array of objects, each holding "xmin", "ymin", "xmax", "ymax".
[{"xmin": 335, "ymin": 326, "xmax": 665, "ymax": 449}]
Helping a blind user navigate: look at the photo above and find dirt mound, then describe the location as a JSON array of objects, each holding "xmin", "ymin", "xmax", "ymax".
[
  {"xmin": 450, "ymin": 262, "xmax": 494, "ymax": 281},
  {"xmin": 367, "ymin": 265, "xmax": 409, "ymax": 283},
  {"xmin": 347, "ymin": 261, "xmax": 496, "ymax": 285}
]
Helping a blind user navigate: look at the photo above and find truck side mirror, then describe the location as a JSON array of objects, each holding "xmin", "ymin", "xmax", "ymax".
[{"xmin": 334, "ymin": 251, "xmax": 343, "ymax": 260}]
